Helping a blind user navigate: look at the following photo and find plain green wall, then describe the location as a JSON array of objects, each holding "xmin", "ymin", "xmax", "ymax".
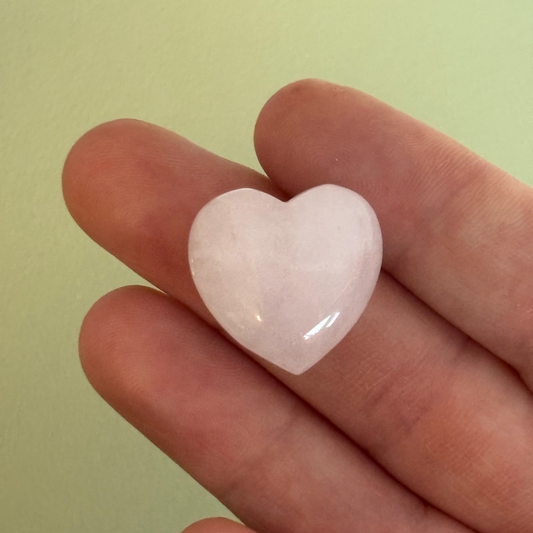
[{"xmin": 1, "ymin": 1, "xmax": 532, "ymax": 531}]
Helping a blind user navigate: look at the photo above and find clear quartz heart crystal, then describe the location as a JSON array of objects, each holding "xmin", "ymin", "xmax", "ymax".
[{"xmin": 188, "ymin": 184, "xmax": 382, "ymax": 375}]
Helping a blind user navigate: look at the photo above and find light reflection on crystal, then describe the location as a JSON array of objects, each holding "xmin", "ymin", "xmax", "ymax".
[
  {"xmin": 326, "ymin": 311, "xmax": 340, "ymax": 328},
  {"xmin": 304, "ymin": 315, "xmax": 332, "ymax": 340}
]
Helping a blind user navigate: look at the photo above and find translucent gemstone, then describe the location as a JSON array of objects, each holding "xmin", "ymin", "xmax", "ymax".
[{"xmin": 188, "ymin": 184, "xmax": 382, "ymax": 375}]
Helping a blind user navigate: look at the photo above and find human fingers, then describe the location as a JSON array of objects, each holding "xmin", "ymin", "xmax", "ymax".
[
  {"xmin": 63, "ymin": 120, "xmax": 533, "ymax": 532},
  {"xmin": 80, "ymin": 285, "xmax": 467, "ymax": 533},
  {"xmin": 254, "ymin": 78, "xmax": 533, "ymax": 387},
  {"xmin": 63, "ymin": 118, "xmax": 283, "ymax": 323}
]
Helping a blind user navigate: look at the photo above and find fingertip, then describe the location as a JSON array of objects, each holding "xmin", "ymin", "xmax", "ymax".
[
  {"xmin": 254, "ymin": 78, "xmax": 329, "ymax": 157},
  {"xmin": 78, "ymin": 284, "xmax": 166, "ymax": 395},
  {"xmin": 62, "ymin": 119, "xmax": 144, "ymax": 208},
  {"xmin": 253, "ymin": 78, "xmax": 373, "ymax": 189}
]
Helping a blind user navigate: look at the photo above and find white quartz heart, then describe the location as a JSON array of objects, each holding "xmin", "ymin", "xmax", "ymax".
[{"xmin": 188, "ymin": 184, "xmax": 382, "ymax": 375}]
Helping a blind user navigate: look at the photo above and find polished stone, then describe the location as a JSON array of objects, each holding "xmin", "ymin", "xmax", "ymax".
[{"xmin": 188, "ymin": 184, "xmax": 382, "ymax": 374}]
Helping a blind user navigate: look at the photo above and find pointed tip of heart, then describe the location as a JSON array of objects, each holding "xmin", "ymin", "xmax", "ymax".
[{"xmin": 276, "ymin": 359, "xmax": 319, "ymax": 376}]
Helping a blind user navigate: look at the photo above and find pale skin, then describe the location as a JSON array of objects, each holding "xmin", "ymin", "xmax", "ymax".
[{"xmin": 62, "ymin": 79, "xmax": 533, "ymax": 533}]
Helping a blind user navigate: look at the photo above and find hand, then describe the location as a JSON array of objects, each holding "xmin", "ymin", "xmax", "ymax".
[{"xmin": 62, "ymin": 79, "xmax": 533, "ymax": 533}]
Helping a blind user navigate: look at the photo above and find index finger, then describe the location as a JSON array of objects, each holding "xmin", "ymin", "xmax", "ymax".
[{"xmin": 254, "ymin": 79, "xmax": 533, "ymax": 386}]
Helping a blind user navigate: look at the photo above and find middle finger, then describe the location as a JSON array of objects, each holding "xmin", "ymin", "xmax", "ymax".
[{"xmin": 63, "ymin": 119, "xmax": 533, "ymax": 533}]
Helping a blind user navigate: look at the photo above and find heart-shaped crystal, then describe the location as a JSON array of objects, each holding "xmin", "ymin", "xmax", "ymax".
[{"xmin": 188, "ymin": 184, "xmax": 382, "ymax": 374}]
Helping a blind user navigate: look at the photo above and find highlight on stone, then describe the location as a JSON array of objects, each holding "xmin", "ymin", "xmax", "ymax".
[{"xmin": 188, "ymin": 184, "xmax": 383, "ymax": 374}]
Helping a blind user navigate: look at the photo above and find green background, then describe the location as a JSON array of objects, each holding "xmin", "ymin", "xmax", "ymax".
[{"xmin": 1, "ymin": 1, "xmax": 532, "ymax": 531}]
